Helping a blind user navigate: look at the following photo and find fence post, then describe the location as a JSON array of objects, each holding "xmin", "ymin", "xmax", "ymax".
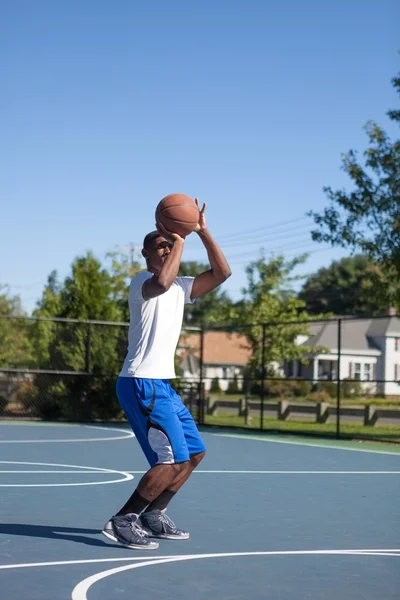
[
  {"xmin": 198, "ymin": 327, "xmax": 205, "ymax": 426},
  {"xmin": 336, "ymin": 318, "xmax": 342, "ymax": 439},
  {"xmin": 85, "ymin": 323, "xmax": 93, "ymax": 413},
  {"xmin": 85, "ymin": 322, "xmax": 93, "ymax": 375},
  {"xmin": 260, "ymin": 324, "xmax": 266, "ymax": 431}
]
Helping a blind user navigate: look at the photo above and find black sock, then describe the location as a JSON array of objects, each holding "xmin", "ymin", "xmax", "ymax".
[
  {"xmin": 116, "ymin": 489, "xmax": 151, "ymax": 517},
  {"xmin": 144, "ymin": 489, "xmax": 176, "ymax": 513}
]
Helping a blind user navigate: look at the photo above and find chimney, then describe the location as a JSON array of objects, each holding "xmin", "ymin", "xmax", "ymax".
[{"xmin": 388, "ymin": 307, "xmax": 397, "ymax": 316}]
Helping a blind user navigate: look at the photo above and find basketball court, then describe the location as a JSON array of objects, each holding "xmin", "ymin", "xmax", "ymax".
[{"xmin": 0, "ymin": 422, "xmax": 399, "ymax": 599}]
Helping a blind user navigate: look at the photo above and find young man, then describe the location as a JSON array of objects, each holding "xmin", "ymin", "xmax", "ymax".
[{"xmin": 103, "ymin": 199, "xmax": 231, "ymax": 550}]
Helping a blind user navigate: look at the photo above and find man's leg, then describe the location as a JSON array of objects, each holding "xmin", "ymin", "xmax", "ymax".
[
  {"xmin": 140, "ymin": 385, "xmax": 206, "ymax": 538},
  {"xmin": 143, "ymin": 451, "xmax": 205, "ymax": 512},
  {"xmin": 104, "ymin": 377, "xmax": 192, "ymax": 547},
  {"xmin": 115, "ymin": 461, "xmax": 189, "ymax": 516}
]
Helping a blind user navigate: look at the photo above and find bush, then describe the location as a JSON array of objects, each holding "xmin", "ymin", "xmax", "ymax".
[
  {"xmin": 226, "ymin": 375, "xmax": 241, "ymax": 394},
  {"xmin": 291, "ymin": 379, "xmax": 312, "ymax": 398},
  {"xmin": 306, "ymin": 391, "xmax": 332, "ymax": 403},
  {"xmin": 0, "ymin": 395, "xmax": 8, "ymax": 415},
  {"xmin": 342, "ymin": 378, "xmax": 363, "ymax": 398},
  {"xmin": 313, "ymin": 381, "xmax": 337, "ymax": 398},
  {"xmin": 210, "ymin": 377, "xmax": 221, "ymax": 393}
]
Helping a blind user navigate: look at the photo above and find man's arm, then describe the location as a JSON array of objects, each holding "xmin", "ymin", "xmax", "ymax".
[
  {"xmin": 142, "ymin": 234, "xmax": 185, "ymax": 300},
  {"xmin": 190, "ymin": 201, "xmax": 231, "ymax": 300}
]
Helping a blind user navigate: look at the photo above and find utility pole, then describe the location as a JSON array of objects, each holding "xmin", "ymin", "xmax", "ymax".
[{"xmin": 116, "ymin": 243, "xmax": 136, "ymax": 268}]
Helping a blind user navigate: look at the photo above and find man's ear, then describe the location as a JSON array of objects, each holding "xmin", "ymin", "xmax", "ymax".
[{"xmin": 142, "ymin": 249, "xmax": 148, "ymax": 259}]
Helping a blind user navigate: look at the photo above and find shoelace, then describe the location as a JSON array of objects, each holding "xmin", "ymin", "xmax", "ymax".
[
  {"xmin": 126, "ymin": 516, "xmax": 148, "ymax": 538},
  {"xmin": 159, "ymin": 512, "xmax": 178, "ymax": 533}
]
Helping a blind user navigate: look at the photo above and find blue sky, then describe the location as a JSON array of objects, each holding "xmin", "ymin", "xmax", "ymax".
[{"xmin": 1, "ymin": 0, "xmax": 399, "ymax": 314}]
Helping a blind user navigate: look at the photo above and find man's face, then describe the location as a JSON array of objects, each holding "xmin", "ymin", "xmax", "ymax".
[{"xmin": 142, "ymin": 235, "xmax": 174, "ymax": 273}]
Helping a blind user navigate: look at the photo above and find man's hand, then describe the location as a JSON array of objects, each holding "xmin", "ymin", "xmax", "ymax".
[
  {"xmin": 194, "ymin": 198, "xmax": 207, "ymax": 234},
  {"xmin": 155, "ymin": 220, "xmax": 185, "ymax": 244}
]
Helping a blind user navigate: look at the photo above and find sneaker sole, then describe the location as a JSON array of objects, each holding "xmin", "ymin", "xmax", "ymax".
[
  {"xmin": 102, "ymin": 528, "xmax": 159, "ymax": 550},
  {"xmin": 144, "ymin": 531, "xmax": 190, "ymax": 540}
]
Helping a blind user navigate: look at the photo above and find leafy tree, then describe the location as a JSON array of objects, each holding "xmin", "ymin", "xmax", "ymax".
[
  {"xmin": 309, "ymin": 69, "xmax": 400, "ymax": 309},
  {"xmin": 178, "ymin": 261, "xmax": 233, "ymax": 326},
  {"xmin": 0, "ymin": 285, "xmax": 32, "ymax": 367},
  {"xmin": 29, "ymin": 253, "xmax": 126, "ymax": 420},
  {"xmin": 299, "ymin": 254, "xmax": 389, "ymax": 316},
  {"xmin": 227, "ymin": 254, "xmax": 325, "ymax": 379},
  {"xmin": 106, "ymin": 248, "xmax": 144, "ymax": 322}
]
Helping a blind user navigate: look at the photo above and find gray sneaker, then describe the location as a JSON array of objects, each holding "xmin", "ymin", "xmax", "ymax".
[
  {"xmin": 102, "ymin": 513, "xmax": 159, "ymax": 550},
  {"xmin": 140, "ymin": 509, "xmax": 190, "ymax": 540}
]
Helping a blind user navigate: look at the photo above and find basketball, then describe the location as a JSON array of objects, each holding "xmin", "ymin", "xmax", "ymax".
[{"xmin": 156, "ymin": 193, "xmax": 199, "ymax": 237}]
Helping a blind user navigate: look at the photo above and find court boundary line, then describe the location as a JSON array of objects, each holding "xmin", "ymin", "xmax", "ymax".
[
  {"xmin": 70, "ymin": 549, "xmax": 400, "ymax": 600},
  {"xmin": 0, "ymin": 424, "xmax": 134, "ymax": 444},
  {"xmin": 0, "ymin": 548, "xmax": 398, "ymax": 571},
  {"xmin": 214, "ymin": 432, "xmax": 400, "ymax": 456},
  {"xmin": 0, "ymin": 461, "xmax": 133, "ymax": 487}
]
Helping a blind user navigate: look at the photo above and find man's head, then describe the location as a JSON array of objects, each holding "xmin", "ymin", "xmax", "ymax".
[{"xmin": 142, "ymin": 231, "xmax": 174, "ymax": 274}]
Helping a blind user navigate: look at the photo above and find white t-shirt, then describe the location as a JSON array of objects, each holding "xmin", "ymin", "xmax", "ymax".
[{"xmin": 120, "ymin": 271, "xmax": 195, "ymax": 379}]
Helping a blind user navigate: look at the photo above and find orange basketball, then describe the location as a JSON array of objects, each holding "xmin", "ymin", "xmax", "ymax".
[{"xmin": 156, "ymin": 193, "xmax": 199, "ymax": 237}]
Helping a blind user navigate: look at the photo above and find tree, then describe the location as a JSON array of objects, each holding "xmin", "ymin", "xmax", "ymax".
[
  {"xmin": 106, "ymin": 248, "xmax": 144, "ymax": 322},
  {"xmin": 299, "ymin": 255, "xmax": 389, "ymax": 317},
  {"xmin": 228, "ymin": 254, "xmax": 324, "ymax": 380},
  {"xmin": 29, "ymin": 253, "xmax": 126, "ymax": 420},
  {"xmin": 309, "ymin": 69, "xmax": 400, "ymax": 309},
  {"xmin": 0, "ymin": 285, "xmax": 32, "ymax": 367},
  {"xmin": 178, "ymin": 261, "xmax": 233, "ymax": 327}
]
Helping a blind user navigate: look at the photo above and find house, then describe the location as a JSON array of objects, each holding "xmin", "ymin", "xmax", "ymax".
[
  {"xmin": 178, "ymin": 331, "xmax": 252, "ymax": 392},
  {"xmin": 286, "ymin": 316, "xmax": 400, "ymax": 398}
]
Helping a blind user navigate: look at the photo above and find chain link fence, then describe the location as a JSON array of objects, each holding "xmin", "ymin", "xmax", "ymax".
[{"xmin": 1, "ymin": 314, "xmax": 399, "ymax": 442}]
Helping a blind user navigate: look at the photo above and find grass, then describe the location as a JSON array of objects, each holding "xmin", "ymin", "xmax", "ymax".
[
  {"xmin": 207, "ymin": 394, "xmax": 400, "ymax": 408},
  {"xmin": 204, "ymin": 413, "xmax": 400, "ymax": 443}
]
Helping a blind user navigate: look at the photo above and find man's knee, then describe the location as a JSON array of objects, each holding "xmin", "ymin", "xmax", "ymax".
[
  {"xmin": 190, "ymin": 450, "xmax": 206, "ymax": 468},
  {"xmin": 171, "ymin": 460, "xmax": 190, "ymax": 476}
]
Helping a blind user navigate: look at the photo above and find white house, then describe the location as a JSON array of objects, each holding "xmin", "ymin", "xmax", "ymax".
[{"xmin": 287, "ymin": 316, "xmax": 400, "ymax": 398}]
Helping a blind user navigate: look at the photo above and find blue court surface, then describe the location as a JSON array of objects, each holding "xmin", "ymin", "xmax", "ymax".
[{"xmin": 0, "ymin": 422, "xmax": 399, "ymax": 599}]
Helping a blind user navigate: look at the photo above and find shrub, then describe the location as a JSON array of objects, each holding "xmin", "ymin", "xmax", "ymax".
[
  {"xmin": 314, "ymin": 381, "xmax": 337, "ymax": 398},
  {"xmin": 210, "ymin": 377, "xmax": 221, "ymax": 393},
  {"xmin": 306, "ymin": 391, "xmax": 331, "ymax": 403},
  {"xmin": 226, "ymin": 375, "xmax": 241, "ymax": 394},
  {"xmin": 291, "ymin": 379, "xmax": 312, "ymax": 398},
  {"xmin": 342, "ymin": 378, "xmax": 363, "ymax": 398},
  {"xmin": 0, "ymin": 395, "xmax": 8, "ymax": 415}
]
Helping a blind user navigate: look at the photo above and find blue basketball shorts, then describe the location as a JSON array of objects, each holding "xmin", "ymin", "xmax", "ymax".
[{"xmin": 116, "ymin": 376, "xmax": 206, "ymax": 467}]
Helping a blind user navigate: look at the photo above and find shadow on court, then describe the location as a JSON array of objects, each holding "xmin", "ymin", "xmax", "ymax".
[{"xmin": 0, "ymin": 523, "xmax": 119, "ymax": 549}]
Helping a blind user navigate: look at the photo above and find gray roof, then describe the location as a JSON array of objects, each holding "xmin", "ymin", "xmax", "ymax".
[
  {"xmin": 180, "ymin": 354, "xmax": 200, "ymax": 375},
  {"xmin": 300, "ymin": 316, "xmax": 400, "ymax": 352}
]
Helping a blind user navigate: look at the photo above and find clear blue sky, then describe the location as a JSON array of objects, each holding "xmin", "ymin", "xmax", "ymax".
[{"xmin": 1, "ymin": 0, "xmax": 399, "ymax": 314}]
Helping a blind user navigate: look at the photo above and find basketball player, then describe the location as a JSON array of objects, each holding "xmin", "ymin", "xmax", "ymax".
[{"xmin": 103, "ymin": 199, "xmax": 231, "ymax": 549}]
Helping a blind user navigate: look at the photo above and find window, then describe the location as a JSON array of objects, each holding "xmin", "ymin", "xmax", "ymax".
[
  {"xmin": 395, "ymin": 364, "xmax": 399, "ymax": 382},
  {"xmin": 363, "ymin": 364, "xmax": 371, "ymax": 381},
  {"xmin": 395, "ymin": 338, "xmax": 400, "ymax": 352},
  {"xmin": 354, "ymin": 363, "xmax": 361, "ymax": 380},
  {"xmin": 222, "ymin": 367, "xmax": 232, "ymax": 379}
]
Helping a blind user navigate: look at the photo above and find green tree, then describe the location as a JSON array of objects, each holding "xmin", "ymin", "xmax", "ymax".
[
  {"xmin": 106, "ymin": 248, "xmax": 144, "ymax": 322},
  {"xmin": 299, "ymin": 255, "xmax": 389, "ymax": 317},
  {"xmin": 178, "ymin": 261, "xmax": 233, "ymax": 326},
  {"xmin": 228, "ymin": 254, "xmax": 324, "ymax": 378},
  {"xmin": 0, "ymin": 285, "xmax": 32, "ymax": 367},
  {"xmin": 309, "ymin": 69, "xmax": 400, "ymax": 309},
  {"xmin": 30, "ymin": 253, "xmax": 126, "ymax": 420}
]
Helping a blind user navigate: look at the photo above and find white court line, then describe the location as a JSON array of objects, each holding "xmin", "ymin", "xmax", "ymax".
[
  {"xmin": 124, "ymin": 470, "xmax": 400, "ymax": 475},
  {"xmin": 0, "ymin": 461, "xmax": 133, "ymax": 487},
  {"xmin": 70, "ymin": 550, "xmax": 400, "ymax": 600},
  {"xmin": 214, "ymin": 433, "xmax": 400, "ymax": 456},
  {"xmin": 0, "ymin": 425, "xmax": 134, "ymax": 444},
  {"xmin": 1, "ymin": 469, "xmax": 400, "ymax": 475},
  {"xmin": 0, "ymin": 549, "xmax": 397, "ymax": 571}
]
